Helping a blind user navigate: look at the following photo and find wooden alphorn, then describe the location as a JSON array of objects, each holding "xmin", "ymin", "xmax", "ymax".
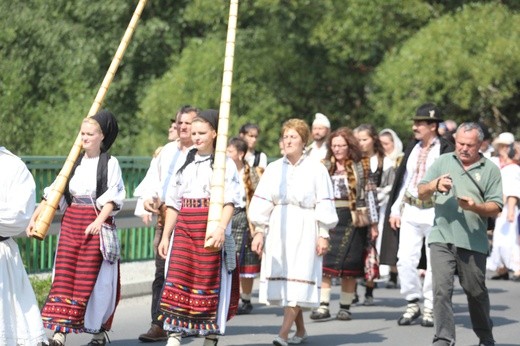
[
  {"xmin": 31, "ymin": 0, "xmax": 149, "ymax": 240},
  {"xmin": 204, "ymin": 0, "xmax": 239, "ymax": 251}
]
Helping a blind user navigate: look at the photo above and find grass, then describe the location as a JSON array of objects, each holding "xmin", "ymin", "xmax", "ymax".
[{"xmin": 29, "ymin": 275, "xmax": 52, "ymax": 309}]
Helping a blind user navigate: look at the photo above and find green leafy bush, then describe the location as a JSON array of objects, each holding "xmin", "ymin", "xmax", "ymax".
[{"xmin": 29, "ymin": 275, "xmax": 52, "ymax": 309}]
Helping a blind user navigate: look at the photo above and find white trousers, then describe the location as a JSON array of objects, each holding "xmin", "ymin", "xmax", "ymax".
[{"xmin": 396, "ymin": 204, "xmax": 434, "ymax": 309}]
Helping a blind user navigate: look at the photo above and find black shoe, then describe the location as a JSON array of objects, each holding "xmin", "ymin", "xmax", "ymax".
[
  {"xmin": 490, "ymin": 272, "xmax": 509, "ymax": 280},
  {"xmin": 237, "ymin": 301, "xmax": 253, "ymax": 315},
  {"xmin": 397, "ymin": 303, "xmax": 421, "ymax": 326},
  {"xmin": 420, "ymin": 307, "xmax": 434, "ymax": 327},
  {"xmin": 310, "ymin": 306, "xmax": 331, "ymax": 321},
  {"xmin": 352, "ymin": 294, "xmax": 359, "ymax": 305},
  {"xmin": 336, "ymin": 308, "xmax": 352, "ymax": 321}
]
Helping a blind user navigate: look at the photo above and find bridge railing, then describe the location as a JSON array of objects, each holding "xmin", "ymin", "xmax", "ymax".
[
  {"xmin": 17, "ymin": 156, "xmax": 155, "ymax": 273},
  {"xmin": 15, "ymin": 198, "xmax": 156, "ymax": 273}
]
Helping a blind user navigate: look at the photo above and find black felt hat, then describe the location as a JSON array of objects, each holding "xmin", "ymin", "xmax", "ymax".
[{"xmin": 412, "ymin": 103, "xmax": 443, "ymax": 122}]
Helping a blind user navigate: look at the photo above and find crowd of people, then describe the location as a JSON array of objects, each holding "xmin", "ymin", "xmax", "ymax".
[{"xmin": 1, "ymin": 103, "xmax": 519, "ymax": 346}]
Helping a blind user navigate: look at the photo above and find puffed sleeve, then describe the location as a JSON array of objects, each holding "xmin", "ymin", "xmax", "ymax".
[
  {"xmin": 248, "ymin": 162, "xmax": 277, "ymax": 232},
  {"xmin": 43, "ymin": 184, "xmax": 68, "ymax": 213},
  {"xmin": 164, "ymin": 172, "xmax": 183, "ymax": 211},
  {"xmin": 0, "ymin": 156, "xmax": 36, "ymax": 236},
  {"xmin": 95, "ymin": 156, "xmax": 126, "ymax": 214},
  {"xmin": 502, "ymin": 165, "xmax": 520, "ymax": 200},
  {"xmin": 314, "ymin": 162, "xmax": 339, "ymax": 233},
  {"xmin": 224, "ymin": 157, "xmax": 242, "ymax": 207}
]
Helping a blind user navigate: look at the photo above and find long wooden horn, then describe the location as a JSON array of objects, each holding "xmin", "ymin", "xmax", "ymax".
[
  {"xmin": 31, "ymin": 0, "xmax": 149, "ymax": 240},
  {"xmin": 205, "ymin": 0, "xmax": 239, "ymax": 251}
]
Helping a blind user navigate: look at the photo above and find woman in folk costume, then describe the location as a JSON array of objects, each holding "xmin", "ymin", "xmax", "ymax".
[
  {"xmin": 354, "ymin": 124, "xmax": 395, "ymax": 305},
  {"xmin": 157, "ymin": 110, "xmax": 241, "ymax": 346},
  {"xmin": 487, "ymin": 140, "xmax": 520, "ymax": 280},
  {"xmin": 249, "ymin": 119, "xmax": 338, "ymax": 346},
  {"xmin": 310, "ymin": 127, "xmax": 378, "ymax": 322},
  {"xmin": 226, "ymin": 137, "xmax": 264, "ymax": 315},
  {"xmin": 1, "ymin": 147, "xmax": 48, "ymax": 346},
  {"xmin": 378, "ymin": 128, "xmax": 403, "ymax": 288},
  {"xmin": 27, "ymin": 110, "xmax": 125, "ymax": 346}
]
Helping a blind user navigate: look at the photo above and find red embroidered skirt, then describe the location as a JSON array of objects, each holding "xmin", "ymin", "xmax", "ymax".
[
  {"xmin": 41, "ymin": 204, "xmax": 119, "ymax": 333},
  {"xmin": 158, "ymin": 202, "xmax": 237, "ymax": 334}
]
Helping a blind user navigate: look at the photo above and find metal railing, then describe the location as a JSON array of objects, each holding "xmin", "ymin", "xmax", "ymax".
[
  {"xmin": 16, "ymin": 198, "xmax": 155, "ymax": 273},
  {"xmin": 17, "ymin": 156, "xmax": 155, "ymax": 273}
]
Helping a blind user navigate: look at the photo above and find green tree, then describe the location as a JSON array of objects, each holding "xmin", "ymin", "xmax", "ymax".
[
  {"xmin": 369, "ymin": 3, "xmax": 520, "ymax": 138},
  {"xmin": 0, "ymin": 0, "xmax": 190, "ymax": 155}
]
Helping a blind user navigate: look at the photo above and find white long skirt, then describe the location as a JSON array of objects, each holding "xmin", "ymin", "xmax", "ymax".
[{"xmin": 0, "ymin": 238, "xmax": 48, "ymax": 346}]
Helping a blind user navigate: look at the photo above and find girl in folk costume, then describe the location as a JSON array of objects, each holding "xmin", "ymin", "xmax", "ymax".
[
  {"xmin": 378, "ymin": 128, "xmax": 404, "ymax": 288},
  {"xmin": 157, "ymin": 110, "xmax": 241, "ymax": 346},
  {"xmin": 239, "ymin": 123, "xmax": 268, "ymax": 169},
  {"xmin": 354, "ymin": 124, "xmax": 395, "ymax": 304},
  {"xmin": 310, "ymin": 127, "xmax": 379, "ymax": 322},
  {"xmin": 1, "ymin": 147, "xmax": 47, "ymax": 346},
  {"xmin": 249, "ymin": 119, "xmax": 338, "ymax": 346},
  {"xmin": 226, "ymin": 137, "xmax": 264, "ymax": 315},
  {"xmin": 27, "ymin": 110, "xmax": 125, "ymax": 346}
]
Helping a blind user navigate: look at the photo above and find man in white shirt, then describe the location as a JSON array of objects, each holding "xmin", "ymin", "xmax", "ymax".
[
  {"xmin": 306, "ymin": 112, "xmax": 331, "ymax": 160},
  {"xmin": 134, "ymin": 106, "xmax": 198, "ymax": 342},
  {"xmin": 381, "ymin": 103, "xmax": 454, "ymax": 328}
]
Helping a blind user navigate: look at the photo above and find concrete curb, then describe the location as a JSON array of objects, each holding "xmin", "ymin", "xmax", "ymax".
[
  {"xmin": 30, "ymin": 260, "xmax": 156, "ymax": 300},
  {"xmin": 119, "ymin": 260, "xmax": 155, "ymax": 299}
]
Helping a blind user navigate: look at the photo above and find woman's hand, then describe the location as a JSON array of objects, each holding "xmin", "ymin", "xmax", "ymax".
[
  {"xmin": 370, "ymin": 224, "xmax": 379, "ymax": 241},
  {"xmin": 158, "ymin": 236, "xmax": 170, "ymax": 259},
  {"xmin": 251, "ymin": 232, "xmax": 264, "ymax": 257},
  {"xmin": 85, "ymin": 221, "xmax": 103, "ymax": 235},
  {"xmin": 316, "ymin": 237, "xmax": 329, "ymax": 256},
  {"xmin": 205, "ymin": 224, "xmax": 226, "ymax": 249}
]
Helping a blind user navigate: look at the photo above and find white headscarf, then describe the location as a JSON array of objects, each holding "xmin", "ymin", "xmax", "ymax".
[{"xmin": 379, "ymin": 128, "xmax": 403, "ymax": 164}]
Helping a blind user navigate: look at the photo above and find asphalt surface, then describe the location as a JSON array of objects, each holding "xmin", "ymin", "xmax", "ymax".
[{"xmin": 43, "ymin": 261, "xmax": 519, "ymax": 346}]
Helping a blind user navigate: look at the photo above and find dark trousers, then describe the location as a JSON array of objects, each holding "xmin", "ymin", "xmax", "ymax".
[
  {"xmin": 430, "ymin": 243, "xmax": 494, "ymax": 346},
  {"xmin": 151, "ymin": 226, "xmax": 166, "ymax": 327}
]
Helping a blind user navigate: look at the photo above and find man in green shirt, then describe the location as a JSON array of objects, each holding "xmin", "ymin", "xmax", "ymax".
[{"xmin": 418, "ymin": 122, "xmax": 502, "ymax": 346}]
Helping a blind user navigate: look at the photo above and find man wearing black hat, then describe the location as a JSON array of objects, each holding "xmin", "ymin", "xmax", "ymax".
[{"xmin": 379, "ymin": 103, "xmax": 454, "ymax": 328}]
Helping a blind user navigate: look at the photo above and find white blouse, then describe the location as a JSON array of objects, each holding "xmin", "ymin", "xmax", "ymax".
[
  {"xmin": 46, "ymin": 155, "xmax": 126, "ymax": 214},
  {"xmin": 165, "ymin": 154, "xmax": 241, "ymax": 211}
]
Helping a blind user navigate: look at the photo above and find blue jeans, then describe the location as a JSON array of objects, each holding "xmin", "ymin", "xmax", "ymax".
[{"xmin": 430, "ymin": 243, "xmax": 494, "ymax": 346}]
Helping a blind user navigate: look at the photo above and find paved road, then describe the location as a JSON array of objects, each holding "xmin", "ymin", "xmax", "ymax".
[{"xmin": 46, "ymin": 273, "xmax": 519, "ymax": 346}]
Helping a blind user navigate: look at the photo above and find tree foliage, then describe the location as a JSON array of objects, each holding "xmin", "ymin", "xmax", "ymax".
[
  {"xmin": 369, "ymin": 3, "xmax": 520, "ymax": 138},
  {"xmin": 1, "ymin": 1, "xmax": 519, "ymax": 157}
]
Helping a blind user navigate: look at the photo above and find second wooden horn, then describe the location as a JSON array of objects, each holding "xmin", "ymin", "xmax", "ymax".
[
  {"xmin": 30, "ymin": 0, "xmax": 149, "ymax": 240},
  {"xmin": 205, "ymin": 0, "xmax": 239, "ymax": 251}
]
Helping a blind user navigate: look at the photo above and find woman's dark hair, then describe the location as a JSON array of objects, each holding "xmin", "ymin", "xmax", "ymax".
[
  {"xmin": 228, "ymin": 136, "xmax": 248, "ymax": 164},
  {"xmin": 354, "ymin": 123, "xmax": 385, "ymax": 159},
  {"xmin": 239, "ymin": 123, "xmax": 260, "ymax": 135}
]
